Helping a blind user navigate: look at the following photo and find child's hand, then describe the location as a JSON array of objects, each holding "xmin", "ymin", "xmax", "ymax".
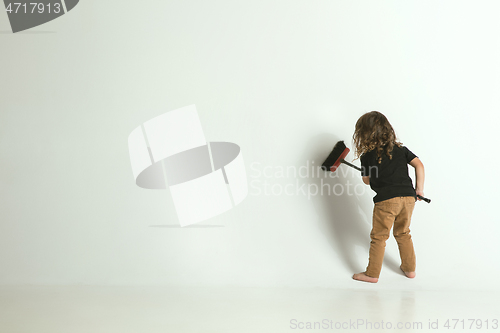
[{"xmin": 416, "ymin": 189, "xmax": 424, "ymax": 201}]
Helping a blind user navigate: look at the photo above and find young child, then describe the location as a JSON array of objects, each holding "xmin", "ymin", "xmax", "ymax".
[{"xmin": 351, "ymin": 111, "xmax": 425, "ymax": 283}]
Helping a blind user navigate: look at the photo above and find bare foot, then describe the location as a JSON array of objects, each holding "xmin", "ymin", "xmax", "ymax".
[
  {"xmin": 352, "ymin": 272, "xmax": 378, "ymax": 283},
  {"xmin": 400, "ymin": 266, "xmax": 416, "ymax": 278}
]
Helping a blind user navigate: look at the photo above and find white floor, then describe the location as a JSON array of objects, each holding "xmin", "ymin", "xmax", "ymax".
[{"xmin": 1, "ymin": 284, "xmax": 498, "ymax": 333}]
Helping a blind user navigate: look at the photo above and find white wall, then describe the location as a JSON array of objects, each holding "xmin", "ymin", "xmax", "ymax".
[{"xmin": 1, "ymin": 0, "xmax": 499, "ymax": 291}]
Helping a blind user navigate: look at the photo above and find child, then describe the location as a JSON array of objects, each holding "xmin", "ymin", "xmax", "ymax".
[{"xmin": 351, "ymin": 111, "xmax": 425, "ymax": 283}]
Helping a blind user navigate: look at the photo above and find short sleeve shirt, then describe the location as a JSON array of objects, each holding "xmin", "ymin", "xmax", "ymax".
[{"xmin": 360, "ymin": 145, "xmax": 418, "ymax": 203}]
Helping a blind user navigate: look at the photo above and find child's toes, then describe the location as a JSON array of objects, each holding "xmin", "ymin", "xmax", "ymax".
[
  {"xmin": 352, "ymin": 272, "xmax": 378, "ymax": 283},
  {"xmin": 405, "ymin": 271, "xmax": 416, "ymax": 278},
  {"xmin": 400, "ymin": 266, "xmax": 416, "ymax": 278}
]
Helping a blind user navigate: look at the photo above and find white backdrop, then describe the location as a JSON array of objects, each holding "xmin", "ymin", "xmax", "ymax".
[{"xmin": 1, "ymin": 0, "xmax": 499, "ymax": 291}]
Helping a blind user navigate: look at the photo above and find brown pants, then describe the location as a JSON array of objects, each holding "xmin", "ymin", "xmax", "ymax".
[{"xmin": 364, "ymin": 196, "xmax": 416, "ymax": 278}]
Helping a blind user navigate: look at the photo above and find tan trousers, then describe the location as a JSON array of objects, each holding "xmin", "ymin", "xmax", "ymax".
[{"xmin": 364, "ymin": 196, "xmax": 416, "ymax": 278}]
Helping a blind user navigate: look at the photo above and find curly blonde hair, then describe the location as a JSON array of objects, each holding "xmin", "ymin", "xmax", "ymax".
[{"xmin": 352, "ymin": 111, "xmax": 402, "ymax": 164}]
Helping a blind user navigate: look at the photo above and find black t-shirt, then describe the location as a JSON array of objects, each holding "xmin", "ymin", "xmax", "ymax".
[{"xmin": 360, "ymin": 145, "xmax": 418, "ymax": 203}]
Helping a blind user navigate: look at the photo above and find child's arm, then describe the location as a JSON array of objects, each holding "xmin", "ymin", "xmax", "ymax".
[
  {"xmin": 409, "ymin": 157, "xmax": 425, "ymax": 200},
  {"xmin": 362, "ymin": 176, "xmax": 370, "ymax": 185}
]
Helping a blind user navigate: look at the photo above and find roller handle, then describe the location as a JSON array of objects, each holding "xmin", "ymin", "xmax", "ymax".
[
  {"xmin": 340, "ymin": 159, "xmax": 362, "ymax": 171},
  {"xmin": 417, "ymin": 195, "xmax": 431, "ymax": 203}
]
